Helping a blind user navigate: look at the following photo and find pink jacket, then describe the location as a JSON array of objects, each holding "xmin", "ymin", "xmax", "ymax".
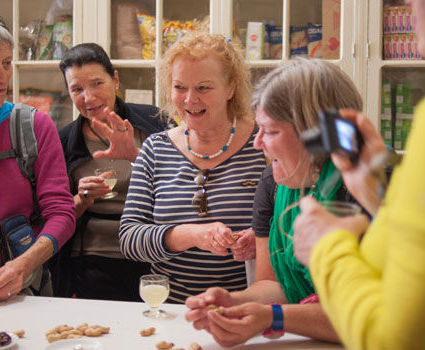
[{"xmin": 0, "ymin": 110, "xmax": 75, "ymax": 252}]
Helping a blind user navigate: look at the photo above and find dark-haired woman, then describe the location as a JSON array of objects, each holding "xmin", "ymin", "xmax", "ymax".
[{"xmin": 54, "ymin": 42, "xmax": 171, "ymax": 301}]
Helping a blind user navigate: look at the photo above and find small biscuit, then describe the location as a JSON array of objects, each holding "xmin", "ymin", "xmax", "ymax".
[
  {"xmin": 66, "ymin": 333, "xmax": 83, "ymax": 339},
  {"xmin": 140, "ymin": 327, "xmax": 155, "ymax": 336},
  {"xmin": 156, "ymin": 340, "xmax": 174, "ymax": 349},
  {"xmin": 45, "ymin": 329, "xmax": 57, "ymax": 337},
  {"xmin": 13, "ymin": 330, "xmax": 25, "ymax": 338},
  {"xmin": 189, "ymin": 343, "xmax": 202, "ymax": 350},
  {"xmin": 56, "ymin": 325, "xmax": 73, "ymax": 333},
  {"xmin": 46, "ymin": 333, "xmax": 62, "ymax": 343},
  {"xmin": 84, "ymin": 327, "xmax": 103, "ymax": 337},
  {"xmin": 76, "ymin": 323, "xmax": 89, "ymax": 332},
  {"xmin": 61, "ymin": 329, "xmax": 83, "ymax": 337},
  {"xmin": 205, "ymin": 304, "xmax": 223, "ymax": 314}
]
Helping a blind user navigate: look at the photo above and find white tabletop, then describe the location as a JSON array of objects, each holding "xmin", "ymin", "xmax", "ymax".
[{"xmin": 0, "ymin": 296, "xmax": 344, "ymax": 349}]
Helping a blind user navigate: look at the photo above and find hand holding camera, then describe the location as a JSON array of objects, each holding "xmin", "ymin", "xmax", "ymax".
[
  {"xmin": 301, "ymin": 108, "xmax": 363, "ymax": 163},
  {"xmin": 302, "ymin": 109, "xmax": 387, "ymax": 215}
]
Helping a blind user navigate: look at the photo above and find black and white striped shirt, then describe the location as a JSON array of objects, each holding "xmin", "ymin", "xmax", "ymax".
[{"xmin": 119, "ymin": 130, "xmax": 266, "ymax": 303}]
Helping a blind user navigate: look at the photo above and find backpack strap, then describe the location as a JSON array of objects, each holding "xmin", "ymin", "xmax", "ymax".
[{"xmin": 9, "ymin": 103, "xmax": 42, "ymax": 226}]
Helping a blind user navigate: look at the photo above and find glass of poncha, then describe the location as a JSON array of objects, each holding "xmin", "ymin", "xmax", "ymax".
[
  {"xmin": 95, "ymin": 166, "xmax": 118, "ymax": 199},
  {"xmin": 139, "ymin": 274, "xmax": 170, "ymax": 318}
]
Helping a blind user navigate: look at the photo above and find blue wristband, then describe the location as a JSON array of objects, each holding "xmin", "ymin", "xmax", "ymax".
[
  {"xmin": 270, "ymin": 304, "xmax": 284, "ymax": 331},
  {"xmin": 262, "ymin": 303, "xmax": 284, "ymax": 338}
]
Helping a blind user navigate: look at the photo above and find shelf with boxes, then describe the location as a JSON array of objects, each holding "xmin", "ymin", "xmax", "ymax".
[
  {"xmin": 108, "ymin": 0, "xmax": 210, "ymax": 106},
  {"xmin": 383, "ymin": 2, "xmax": 421, "ymax": 61},
  {"xmin": 233, "ymin": 0, "xmax": 342, "ymax": 63},
  {"xmin": 367, "ymin": 0, "xmax": 424, "ymax": 143},
  {"xmin": 4, "ymin": 0, "xmax": 360, "ymax": 127},
  {"xmin": 1, "ymin": 0, "xmax": 82, "ymax": 128},
  {"xmin": 373, "ymin": 1, "xmax": 425, "ymax": 152},
  {"xmin": 380, "ymin": 75, "xmax": 418, "ymax": 151}
]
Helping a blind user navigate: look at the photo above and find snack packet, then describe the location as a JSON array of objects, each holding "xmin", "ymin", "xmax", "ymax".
[{"xmin": 136, "ymin": 12, "xmax": 156, "ymax": 59}]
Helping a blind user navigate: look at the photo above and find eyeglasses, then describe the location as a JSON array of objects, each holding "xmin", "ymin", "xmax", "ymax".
[{"xmin": 192, "ymin": 169, "xmax": 209, "ymax": 217}]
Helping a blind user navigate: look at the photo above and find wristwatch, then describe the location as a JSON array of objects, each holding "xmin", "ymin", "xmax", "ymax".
[{"xmin": 262, "ymin": 303, "xmax": 285, "ymax": 339}]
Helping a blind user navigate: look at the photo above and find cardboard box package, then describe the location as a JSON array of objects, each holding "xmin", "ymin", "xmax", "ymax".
[
  {"xmin": 394, "ymin": 83, "xmax": 414, "ymax": 150},
  {"xmin": 246, "ymin": 22, "xmax": 264, "ymax": 60},
  {"xmin": 381, "ymin": 82, "xmax": 392, "ymax": 147},
  {"xmin": 322, "ymin": 0, "xmax": 340, "ymax": 59}
]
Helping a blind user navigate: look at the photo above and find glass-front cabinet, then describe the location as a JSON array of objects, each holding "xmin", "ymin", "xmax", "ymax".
[
  {"xmin": 0, "ymin": 0, "xmax": 81, "ymax": 128},
  {"xmin": 105, "ymin": 0, "xmax": 356, "ymax": 110},
  {"xmin": 367, "ymin": 0, "xmax": 424, "ymax": 152},
  {"xmin": 4, "ymin": 0, "xmax": 361, "ymax": 128}
]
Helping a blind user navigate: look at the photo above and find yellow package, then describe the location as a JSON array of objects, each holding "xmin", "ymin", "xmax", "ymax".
[{"xmin": 136, "ymin": 12, "xmax": 156, "ymax": 59}]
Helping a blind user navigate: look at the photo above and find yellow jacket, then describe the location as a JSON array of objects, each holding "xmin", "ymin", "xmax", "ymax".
[{"xmin": 311, "ymin": 99, "xmax": 425, "ymax": 350}]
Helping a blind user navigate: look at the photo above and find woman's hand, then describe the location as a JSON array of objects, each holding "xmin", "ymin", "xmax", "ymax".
[
  {"xmin": 231, "ymin": 228, "xmax": 256, "ymax": 261},
  {"xmin": 206, "ymin": 302, "xmax": 273, "ymax": 347},
  {"xmin": 91, "ymin": 106, "xmax": 139, "ymax": 162},
  {"xmin": 77, "ymin": 175, "xmax": 111, "ymax": 201},
  {"xmin": 0, "ymin": 260, "xmax": 26, "ymax": 301},
  {"xmin": 166, "ymin": 222, "xmax": 237, "ymax": 255},
  {"xmin": 333, "ymin": 109, "xmax": 388, "ymax": 215},
  {"xmin": 74, "ymin": 175, "xmax": 111, "ymax": 217},
  {"xmin": 293, "ymin": 197, "xmax": 370, "ymax": 266},
  {"xmin": 192, "ymin": 222, "xmax": 237, "ymax": 256},
  {"xmin": 185, "ymin": 287, "xmax": 234, "ymax": 331}
]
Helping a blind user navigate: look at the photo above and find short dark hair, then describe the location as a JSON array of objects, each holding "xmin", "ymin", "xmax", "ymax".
[{"xmin": 59, "ymin": 43, "xmax": 114, "ymax": 82}]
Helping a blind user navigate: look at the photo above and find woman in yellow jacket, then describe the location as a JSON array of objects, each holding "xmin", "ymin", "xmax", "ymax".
[{"xmin": 293, "ymin": 2, "xmax": 425, "ymax": 349}]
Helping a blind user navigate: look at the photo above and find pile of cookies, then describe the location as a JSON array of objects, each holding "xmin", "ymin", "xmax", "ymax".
[{"xmin": 45, "ymin": 323, "xmax": 110, "ymax": 343}]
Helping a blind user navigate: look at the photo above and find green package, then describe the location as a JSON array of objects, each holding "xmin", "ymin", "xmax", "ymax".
[{"xmin": 37, "ymin": 25, "xmax": 53, "ymax": 60}]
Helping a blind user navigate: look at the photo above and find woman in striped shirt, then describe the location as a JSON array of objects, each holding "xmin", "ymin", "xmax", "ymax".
[{"xmin": 119, "ymin": 32, "xmax": 266, "ymax": 303}]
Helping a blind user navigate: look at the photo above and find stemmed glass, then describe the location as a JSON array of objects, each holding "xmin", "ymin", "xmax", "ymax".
[
  {"xmin": 95, "ymin": 166, "xmax": 117, "ymax": 199},
  {"xmin": 139, "ymin": 274, "xmax": 170, "ymax": 319}
]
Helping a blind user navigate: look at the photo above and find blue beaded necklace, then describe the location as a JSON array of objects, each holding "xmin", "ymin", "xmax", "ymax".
[{"xmin": 184, "ymin": 117, "xmax": 236, "ymax": 160}]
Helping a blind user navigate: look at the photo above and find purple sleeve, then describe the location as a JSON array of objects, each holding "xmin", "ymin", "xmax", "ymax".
[{"xmin": 33, "ymin": 111, "xmax": 76, "ymax": 251}]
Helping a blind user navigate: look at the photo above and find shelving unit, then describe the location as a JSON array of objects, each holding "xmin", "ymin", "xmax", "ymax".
[
  {"xmin": 3, "ymin": 0, "xmax": 372, "ymax": 130},
  {"xmin": 367, "ymin": 0, "xmax": 424, "ymax": 150}
]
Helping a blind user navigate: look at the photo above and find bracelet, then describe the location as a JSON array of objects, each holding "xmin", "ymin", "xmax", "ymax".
[{"xmin": 262, "ymin": 303, "xmax": 285, "ymax": 338}]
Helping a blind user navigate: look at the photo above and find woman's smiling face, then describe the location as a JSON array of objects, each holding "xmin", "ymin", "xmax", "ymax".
[
  {"xmin": 171, "ymin": 55, "xmax": 234, "ymax": 130},
  {"xmin": 65, "ymin": 63, "xmax": 119, "ymax": 121}
]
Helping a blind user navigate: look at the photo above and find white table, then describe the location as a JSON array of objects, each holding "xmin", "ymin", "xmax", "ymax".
[{"xmin": 0, "ymin": 296, "xmax": 344, "ymax": 349}]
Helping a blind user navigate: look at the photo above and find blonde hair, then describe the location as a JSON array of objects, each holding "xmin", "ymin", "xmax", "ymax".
[
  {"xmin": 159, "ymin": 32, "xmax": 252, "ymax": 122},
  {"xmin": 251, "ymin": 58, "xmax": 363, "ymax": 137}
]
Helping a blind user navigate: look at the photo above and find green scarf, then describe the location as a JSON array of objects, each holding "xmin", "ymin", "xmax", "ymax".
[{"xmin": 269, "ymin": 159, "xmax": 342, "ymax": 304}]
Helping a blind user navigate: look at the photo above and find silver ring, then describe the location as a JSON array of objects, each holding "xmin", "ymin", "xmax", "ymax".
[
  {"xmin": 7, "ymin": 292, "xmax": 11, "ymax": 297},
  {"xmin": 117, "ymin": 126, "xmax": 128, "ymax": 133},
  {"xmin": 83, "ymin": 189, "xmax": 89, "ymax": 198}
]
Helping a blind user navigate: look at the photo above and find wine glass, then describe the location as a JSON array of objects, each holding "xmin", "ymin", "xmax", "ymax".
[
  {"xmin": 95, "ymin": 167, "xmax": 117, "ymax": 199},
  {"xmin": 139, "ymin": 274, "xmax": 170, "ymax": 319}
]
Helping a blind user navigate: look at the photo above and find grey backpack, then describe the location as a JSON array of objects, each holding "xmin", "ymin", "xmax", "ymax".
[{"xmin": 0, "ymin": 103, "xmax": 41, "ymax": 224}]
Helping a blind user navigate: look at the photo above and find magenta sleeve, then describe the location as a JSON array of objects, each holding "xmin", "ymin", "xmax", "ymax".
[{"xmin": 32, "ymin": 111, "xmax": 76, "ymax": 251}]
